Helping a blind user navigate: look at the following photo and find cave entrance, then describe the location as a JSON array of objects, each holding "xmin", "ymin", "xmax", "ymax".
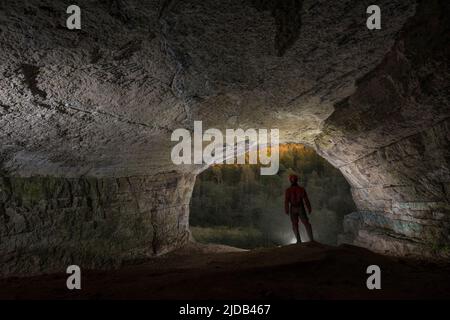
[{"xmin": 189, "ymin": 143, "xmax": 357, "ymax": 249}]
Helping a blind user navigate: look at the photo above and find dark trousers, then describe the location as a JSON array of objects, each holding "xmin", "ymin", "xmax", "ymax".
[{"xmin": 290, "ymin": 208, "xmax": 314, "ymax": 242}]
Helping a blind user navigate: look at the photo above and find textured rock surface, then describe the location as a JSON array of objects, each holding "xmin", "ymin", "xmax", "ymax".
[
  {"xmin": 0, "ymin": 0, "xmax": 416, "ymax": 176},
  {"xmin": 318, "ymin": 0, "xmax": 450, "ymax": 256},
  {"xmin": 0, "ymin": 173, "xmax": 194, "ymax": 276},
  {"xmin": 0, "ymin": 0, "xmax": 449, "ymax": 275}
]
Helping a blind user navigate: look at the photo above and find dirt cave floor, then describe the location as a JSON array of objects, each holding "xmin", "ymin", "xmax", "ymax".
[{"xmin": 1, "ymin": 242, "xmax": 450, "ymax": 300}]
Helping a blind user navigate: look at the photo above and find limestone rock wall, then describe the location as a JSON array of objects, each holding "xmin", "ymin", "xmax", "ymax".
[
  {"xmin": 337, "ymin": 119, "xmax": 450, "ymax": 257},
  {"xmin": 318, "ymin": 0, "xmax": 450, "ymax": 257},
  {"xmin": 0, "ymin": 172, "xmax": 195, "ymax": 276}
]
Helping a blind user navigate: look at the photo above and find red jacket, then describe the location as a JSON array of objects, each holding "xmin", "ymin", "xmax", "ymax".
[{"xmin": 285, "ymin": 184, "xmax": 312, "ymax": 215}]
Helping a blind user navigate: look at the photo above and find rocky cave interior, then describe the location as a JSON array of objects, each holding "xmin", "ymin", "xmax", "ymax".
[{"xmin": 0, "ymin": 0, "xmax": 449, "ymax": 282}]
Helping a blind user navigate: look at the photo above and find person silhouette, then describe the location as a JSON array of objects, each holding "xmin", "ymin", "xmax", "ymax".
[{"xmin": 284, "ymin": 174, "xmax": 314, "ymax": 243}]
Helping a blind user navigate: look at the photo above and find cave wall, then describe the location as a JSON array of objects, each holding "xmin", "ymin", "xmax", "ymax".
[
  {"xmin": 0, "ymin": 172, "xmax": 194, "ymax": 276},
  {"xmin": 316, "ymin": 0, "xmax": 450, "ymax": 257},
  {"xmin": 0, "ymin": 0, "xmax": 449, "ymax": 276},
  {"xmin": 338, "ymin": 120, "xmax": 450, "ymax": 257}
]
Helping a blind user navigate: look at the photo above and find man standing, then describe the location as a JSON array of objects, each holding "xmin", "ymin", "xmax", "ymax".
[{"xmin": 285, "ymin": 174, "xmax": 314, "ymax": 243}]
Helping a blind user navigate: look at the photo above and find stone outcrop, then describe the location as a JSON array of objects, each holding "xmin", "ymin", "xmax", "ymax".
[{"xmin": 0, "ymin": 0, "xmax": 449, "ymax": 275}]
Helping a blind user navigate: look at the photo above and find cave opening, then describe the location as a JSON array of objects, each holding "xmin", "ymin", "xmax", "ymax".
[{"xmin": 189, "ymin": 143, "xmax": 357, "ymax": 249}]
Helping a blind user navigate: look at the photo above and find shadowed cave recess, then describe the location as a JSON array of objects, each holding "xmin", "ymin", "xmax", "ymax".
[{"xmin": 0, "ymin": 0, "xmax": 449, "ymax": 277}]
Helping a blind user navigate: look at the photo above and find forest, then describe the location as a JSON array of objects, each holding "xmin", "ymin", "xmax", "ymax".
[{"xmin": 190, "ymin": 144, "xmax": 356, "ymax": 249}]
